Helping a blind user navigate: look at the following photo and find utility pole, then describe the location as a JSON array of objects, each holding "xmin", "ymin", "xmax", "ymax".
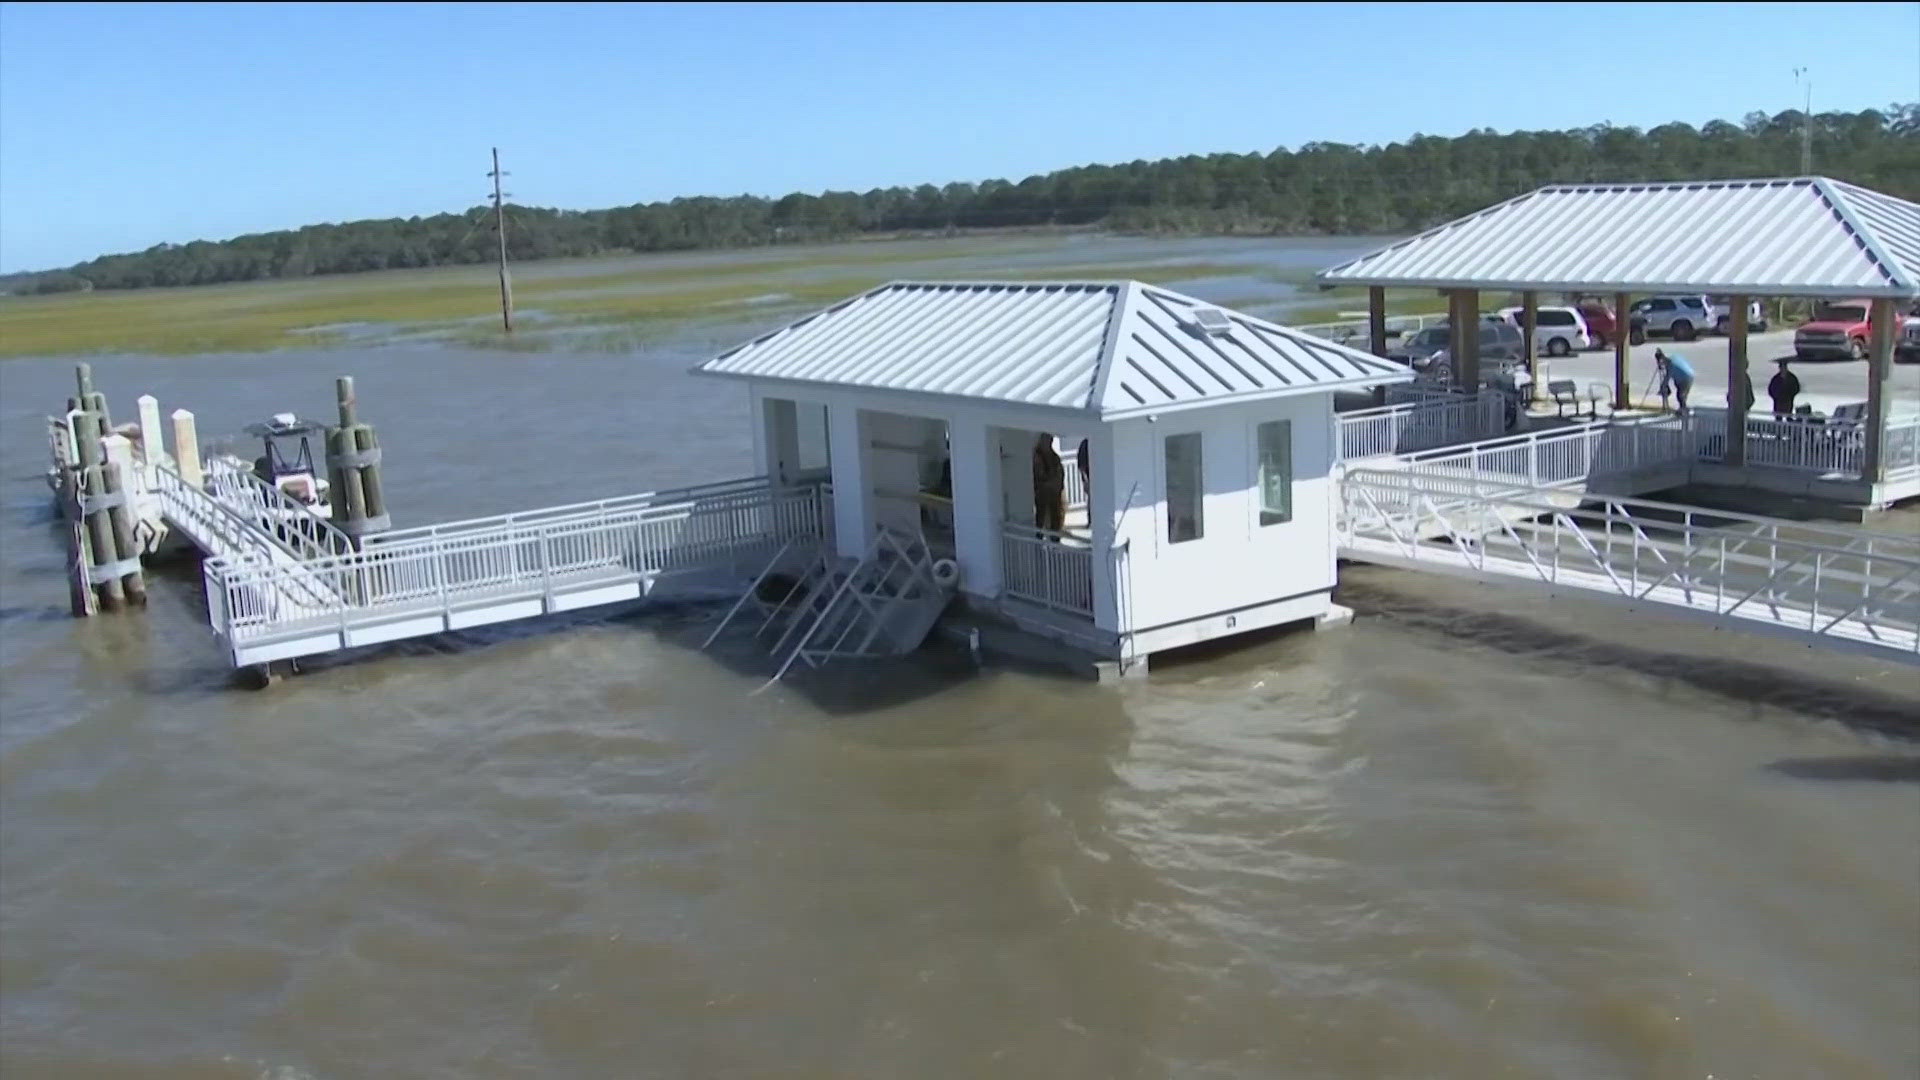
[
  {"xmin": 489, "ymin": 147, "xmax": 513, "ymax": 332},
  {"xmin": 1792, "ymin": 68, "xmax": 1813, "ymax": 174}
]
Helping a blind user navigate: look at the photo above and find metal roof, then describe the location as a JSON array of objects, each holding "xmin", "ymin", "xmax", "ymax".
[
  {"xmin": 694, "ymin": 280, "xmax": 1410, "ymax": 420},
  {"xmin": 1317, "ymin": 177, "xmax": 1920, "ymax": 299}
]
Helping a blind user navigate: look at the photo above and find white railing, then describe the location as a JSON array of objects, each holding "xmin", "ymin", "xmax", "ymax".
[
  {"xmin": 1687, "ymin": 407, "xmax": 1864, "ymax": 478},
  {"xmin": 202, "ymin": 456, "xmax": 357, "ymax": 563},
  {"xmin": 1337, "ymin": 390, "xmax": 1507, "ymax": 460},
  {"xmin": 1340, "ymin": 470, "xmax": 1920, "ymax": 661},
  {"xmin": 1888, "ymin": 415, "xmax": 1920, "ymax": 481},
  {"xmin": 1062, "ymin": 449, "xmax": 1088, "ymax": 511},
  {"xmin": 1000, "ymin": 522, "xmax": 1094, "ymax": 617},
  {"xmin": 366, "ymin": 475, "xmax": 775, "ymax": 548},
  {"xmin": 1294, "ymin": 309, "xmax": 1447, "ymax": 346},
  {"xmin": 204, "ymin": 483, "xmax": 827, "ymax": 645}
]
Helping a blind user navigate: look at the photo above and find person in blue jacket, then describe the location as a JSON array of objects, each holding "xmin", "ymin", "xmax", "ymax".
[{"xmin": 1655, "ymin": 348, "xmax": 1695, "ymax": 415}]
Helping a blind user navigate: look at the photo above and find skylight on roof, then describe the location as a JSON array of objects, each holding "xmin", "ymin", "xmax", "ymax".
[{"xmin": 1186, "ymin": 307, "xmax": 1234, "ymax": 337}]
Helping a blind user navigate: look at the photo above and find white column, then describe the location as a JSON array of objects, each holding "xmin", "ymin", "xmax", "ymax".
[
  {"xmin": 947, "ymin": 417, "xmax": 1001, "ymax": 597},
  {"xmin": 1862, "ymin": 297, "xmax": 1895, "ymax": 483},
  {"xmin": 999, "ymin": 427, "xmax": 1035, "ymax": 525},
  {"xmin": 826, "ymin": 402, "xmax": 871, "ymax": 558},
  {"xmin": 1086, "ymin": 427, "xmax": 1121, "ymax": 632},
  {"xmin": 749, "ymin": 389, "xmax": 772, "ymax": 481},
  {"xmin": 136, "ymin": 394, "xmax": 164, "ymax": 487},
  {"xmin": 1095, "ymin": 422, "xmax": 1155, "ymax": 638},
  {"xmin": 171, "ymin": 409, "xmax": 203, "ymax": 488}
]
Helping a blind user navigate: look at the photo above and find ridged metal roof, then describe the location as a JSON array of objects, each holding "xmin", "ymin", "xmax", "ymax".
[
  {"xmin": 1318, "ymin": 177, "xmax": 1920, "ymax": 298},
  {"xmin": 695, "ymin": 281, "xmax": 1409, "ymax": 419}
]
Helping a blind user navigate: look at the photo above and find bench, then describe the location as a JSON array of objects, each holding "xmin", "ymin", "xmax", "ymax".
[{"xmin": 1548, "ymin": 380, "xmax": 1605, "ymax": 419}]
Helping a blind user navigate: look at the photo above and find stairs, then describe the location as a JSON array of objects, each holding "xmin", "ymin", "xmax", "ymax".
[{"xmin": 703, "ymin": 526, "xmax": 955, "ymax": 687}]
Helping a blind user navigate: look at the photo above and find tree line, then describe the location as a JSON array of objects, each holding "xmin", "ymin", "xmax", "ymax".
[{"xmin": 16, "ymin": 105, "xmax": 1917, "ymax": 294}]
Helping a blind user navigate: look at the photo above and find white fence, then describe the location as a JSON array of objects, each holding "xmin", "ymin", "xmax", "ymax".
[
  {"xmin": 1000, "ymin": 523, "xmax": 1094, "ymax": 617},
  {"xmin": 1337, "ymin": 391, "xmax": 1507, "ymax": 460}
]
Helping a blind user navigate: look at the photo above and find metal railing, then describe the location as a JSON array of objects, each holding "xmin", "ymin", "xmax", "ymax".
[
  {"xmin": 1293, "ymin": 309, "xmax": 1446, "ymax": 345},
  {"xmin": 204, "ymin": 482, "xmax": 827, "ymax": 646},
  {"xmin": 202, "ymin": 456, "xmax": 357, "ymax": 563},
  {"xmin": 1340, "ymin": 469, "xmax": 1920, "ymax": 661},
  {"xmin": 1000, "ymin": 522, "xmax": 1094, "ymax": 617},
  {"xmin": 1337, "ymin": 390, "xmax": 1507, "ymax": 460},
  {"xmin": 1888, "ymin": 415, "xmax": 1920, "ymax": 481},
  {"xmin": 366, "ymin": 475, "xmax": 775, "ymax": 548}
]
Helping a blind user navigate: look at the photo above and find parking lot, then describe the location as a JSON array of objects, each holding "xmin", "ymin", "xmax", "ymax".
[{"xmin": 1525, "ymin": 328, "xmax": 1920, "ymax": 416}]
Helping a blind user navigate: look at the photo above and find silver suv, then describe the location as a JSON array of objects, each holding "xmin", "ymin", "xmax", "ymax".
[{"xmin": 1633, "ymin": 295, "xmax": 1714, "ymax": 341}]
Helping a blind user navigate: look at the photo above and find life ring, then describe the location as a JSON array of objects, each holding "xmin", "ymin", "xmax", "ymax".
[{"xmin": 931, "ymin": 558, "xmax": 961, "ymax": 588}]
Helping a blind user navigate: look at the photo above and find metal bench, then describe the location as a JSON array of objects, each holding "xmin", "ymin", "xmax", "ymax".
[{"xmin": 1548, "ymin": 380, "xmax": 1604, "ymax": 419}]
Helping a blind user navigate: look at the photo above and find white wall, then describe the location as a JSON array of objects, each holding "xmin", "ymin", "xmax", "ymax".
[
  {"xmin": 1099, "ymin": 395, "xmax": 1337, "ymax": 639},
  {"xmin": 863, "ymin": 410, "xmax": 944, "ymax": 537}
]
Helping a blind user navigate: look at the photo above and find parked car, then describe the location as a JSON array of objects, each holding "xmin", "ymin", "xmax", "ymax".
[
  {"xmin": 1632, "ymin": 295, "xmax": 1715, "ymax": 340},
  {"xmin": 1706, "ymin": 296, "xmax": 1768, "ymax": 334},
  {"xmin": 1422, "ymin": 322, "xmax": 1525, "ymax": 372},
  {"xmin": 1894, "ymin": 315, "xmax": 1920, "ymax": 363},
  {"xmin": 1574, "ymin": 302, "xmax": 1646, "ymax": 348},
  {"xmin": 1495, "ymin": 305, "xmax": 1591, "ymax": 356},
  {"xmin": 1386, "ymin": 324, "xmax": 1450, "ymax": 367},
  {"xmin": 1794, "ymin": 299, "xmax": 1906, "ymax": 361},
  {"xmin": 1386, "ymin": 317, "xmax": 1516, "ymax": 369}
]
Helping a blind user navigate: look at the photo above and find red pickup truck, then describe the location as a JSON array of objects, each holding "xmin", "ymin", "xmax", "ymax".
[{"xmin": 1793, "ymin": 299, "xmax": 1907, "ymax": 361}]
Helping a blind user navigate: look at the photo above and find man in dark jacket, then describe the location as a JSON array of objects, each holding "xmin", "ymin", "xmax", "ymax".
[
  {"xmin": 1768, "ymin": 360, "xmax": 1802, "ymax": 419},
  {"xmin": 1032, "ymin": 433, "xmax": 1066, "ymax": 534}
]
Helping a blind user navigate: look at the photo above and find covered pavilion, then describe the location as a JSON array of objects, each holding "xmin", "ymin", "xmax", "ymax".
[{"xmin": 1318, "ymin": 177, "xmax": 1920, "ymax": 486}]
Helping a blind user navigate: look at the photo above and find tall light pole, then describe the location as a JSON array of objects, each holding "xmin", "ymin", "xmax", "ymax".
[{"xmin": 1792, "ymin": 67, "xmax": 1813, "ymax": 174}]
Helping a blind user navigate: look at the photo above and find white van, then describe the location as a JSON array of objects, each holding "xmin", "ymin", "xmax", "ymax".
[{"xmin": 1497, "ymin": 305, "xmax": 1592, "ymax": 356}]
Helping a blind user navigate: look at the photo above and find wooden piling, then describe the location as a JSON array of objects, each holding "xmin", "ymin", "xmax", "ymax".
[
  {"xmin": 100, "ymin": 435, "xmax": 148, "ymax": 607},
  {"xmin": 172, "ymin": 409, "xmax": 203, "ymax": 487},
  {"xmin": 72, "ymin": 415, "xmax": 125, "ymax": 611}
]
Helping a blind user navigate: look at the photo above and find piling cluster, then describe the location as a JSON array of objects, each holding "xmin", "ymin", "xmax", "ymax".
[
  {"xmin": 324, "ymin": 376, "xmax": 388, "ymax": 542},
  {"xmin": 63, "ymin": 363, "xmax": 147, "ymax": 614}
]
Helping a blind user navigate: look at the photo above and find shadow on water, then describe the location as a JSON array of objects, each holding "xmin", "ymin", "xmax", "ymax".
[
  {"xmin": 1336, "ymin": 576, "xmax": 1920, "ymax": 742},
  {"xmin": 1765, "ymin": 755, "xmax": 1920, "ymax": 783}
]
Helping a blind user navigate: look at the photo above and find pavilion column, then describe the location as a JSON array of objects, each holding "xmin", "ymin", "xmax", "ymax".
[
  {"xmin": 825, "ymin": 402, "xmax": 872, "ymax": 559},
  {"xmin": 1447, "ymin": 289, "xmax": 1480, "ymax": 390},
  {"xmin": 1521, "ymin": 291, "xmax": 1542, "ymax": 405},
  {"xmin": 1724, "ymin": 294, "xmax": 1750, "ymax": 467},
  {"xmin": 946, "ymin": 417, "xmax": 1002, "ymax": 598},
  {"xmin": 1613, "ymin": 292, "xmax": 1631, "ymax": 411},
  {"xmin": 1367, "ymin": 286, "xmax": 1388, "ymax": 406},
  {"xmin": 1861, "ymin": 297, "xmax": 1896, "ymax": 483}
]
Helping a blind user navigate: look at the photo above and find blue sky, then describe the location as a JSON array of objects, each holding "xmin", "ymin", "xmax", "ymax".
[{"xmin": 2, "ymin": 1, "xmax": 1915, "ymax": 271}]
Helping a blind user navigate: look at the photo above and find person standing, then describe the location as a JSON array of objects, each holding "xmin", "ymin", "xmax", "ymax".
[
  {"xmin": 1032, "ymin": 433, "xmax": 1066, "ymax": 535},
  {"xmin": 1655, "ymin": 348, "xmax": 1695, "ymax": 416},
  {"xmin": 1768, "ymin": 360, "xmax": 1802, "ymax": 419}
]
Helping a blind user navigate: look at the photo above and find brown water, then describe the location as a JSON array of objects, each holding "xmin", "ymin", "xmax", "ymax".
[{"xmin": 4, "ymin": 283, "xmax": 1920, "ymax": 1077}]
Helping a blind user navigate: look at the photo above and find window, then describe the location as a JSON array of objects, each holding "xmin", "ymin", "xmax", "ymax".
[
  {"xmin": 1256, "ymin": 420, "xmax": 1292, "ymax": 526},
  {"xmin": 1164, "ymin": 432, "xmax": 1203, "ymax": 544},
  {"xmin": 1539, "ymin": 310, "xmax": 1575, "ymax": 327},
  {"xmin": 1648, "ymin": 299, "xmax": 1674, "ymax": 312}
]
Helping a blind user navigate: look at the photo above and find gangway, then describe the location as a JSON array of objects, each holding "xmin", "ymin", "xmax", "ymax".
[
  {"xmin": 189, "ymin": 479, "xmax": 829, "ymax": 668},
  {"xmin": 1338, "ymin": 463, "xmax": 1920, "ymax": 664}
]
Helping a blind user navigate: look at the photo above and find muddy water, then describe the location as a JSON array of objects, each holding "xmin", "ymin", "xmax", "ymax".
[{"xmin": 3, "ymin": 276, "xmax": 1919, "ymax": 1077}]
